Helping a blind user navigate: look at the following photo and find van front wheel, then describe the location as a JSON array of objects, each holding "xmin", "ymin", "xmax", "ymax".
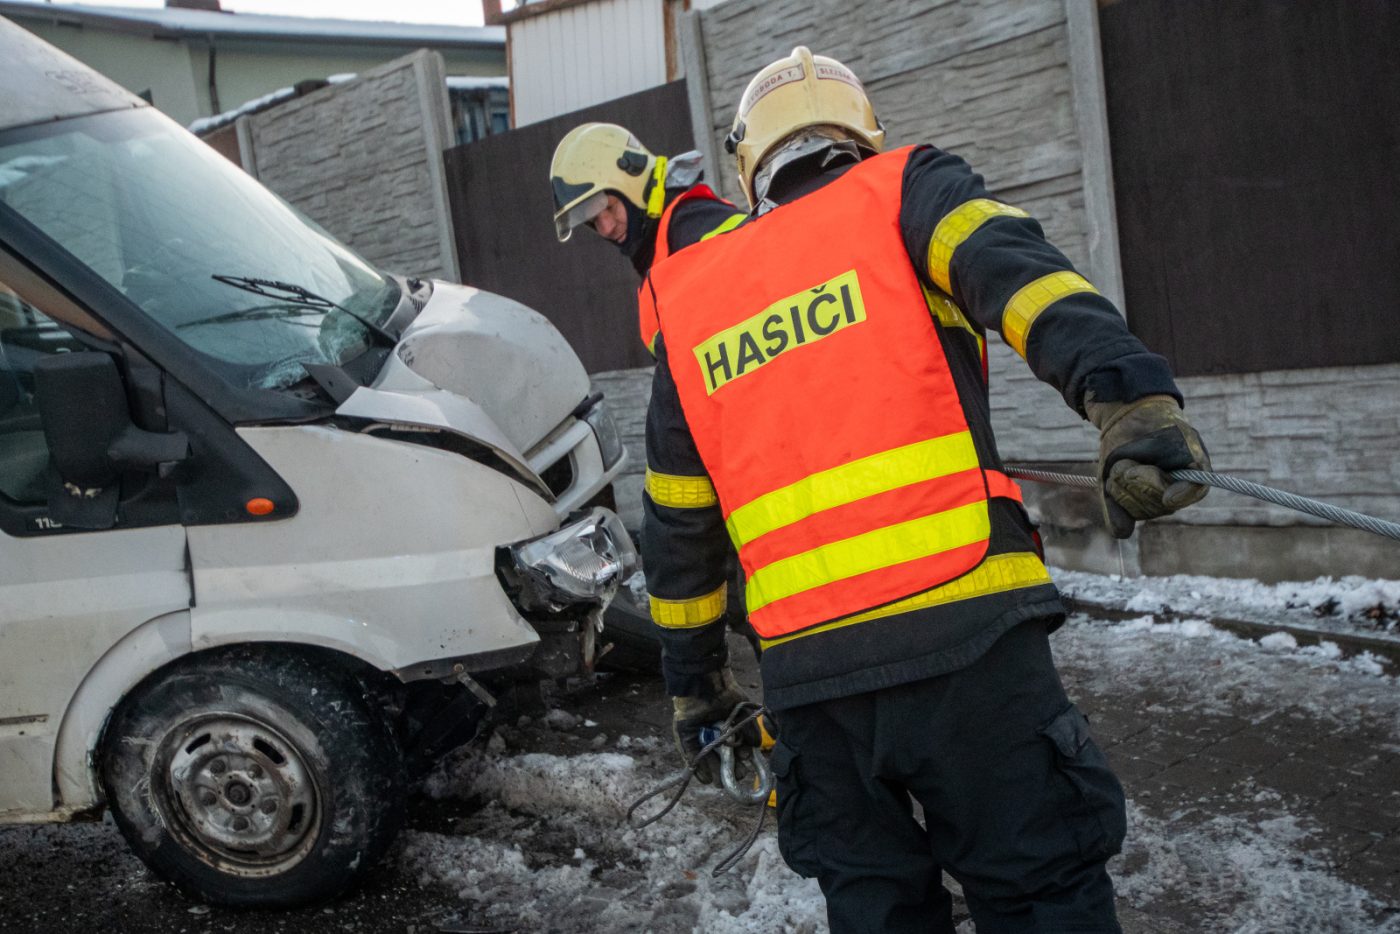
[{"xmin": 100, "ymin": 647, "xmax": 405, "ymax": 908}]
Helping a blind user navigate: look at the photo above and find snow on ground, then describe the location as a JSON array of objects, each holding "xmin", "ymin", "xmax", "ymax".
[
  {"xmin": 401, "ymin": 612, "xmax": 1400, "ymax": 932},
  {"xmin": 394, "ymin": 578, "xmax": 1400, "ymax": 933},
  {"xmin": 1055, "ymin": 612, "xmax": 1400, "ymax": 931},
  {"xmin": 409, "ymin": 735, "xmax": 828, "ymax": 933},
  {"xmin": 1052, "ymin": 612, "xmax": 1400, "ymax": 730},
  {"xmin": 1056, "ymin": 568, "xmax": 1400, "ymax": 641},
  {"xmin": 1117, "ymin": 801, "xmax": 1386, "ymax": 933}
]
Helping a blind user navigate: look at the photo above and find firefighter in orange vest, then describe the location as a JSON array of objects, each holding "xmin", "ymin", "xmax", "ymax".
[
  {"xmin": 550, "ymin": 123, "xmax": 745, "ymax": 280},
  {"xmin": 639, "ymin": 47, "xmax": 1210, "ymax": 933}
]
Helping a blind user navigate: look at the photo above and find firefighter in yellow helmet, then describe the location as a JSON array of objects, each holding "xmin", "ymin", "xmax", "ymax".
[
  {"xmin": 640, "ymin": 47, "xmax": 1211, "ymax": 932},
  {"xmin": 550, "ymin": 123, "xmax": 744, "ymax": 278}
]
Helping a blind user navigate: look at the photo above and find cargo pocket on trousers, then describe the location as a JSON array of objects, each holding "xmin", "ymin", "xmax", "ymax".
[
  {"xmin": 1038, "ymin": 703, "xmax": 1127, "ymax": 862},
  {"xmin": 770, "ymin": 739, "xmax": 821, "ymax": 878}
]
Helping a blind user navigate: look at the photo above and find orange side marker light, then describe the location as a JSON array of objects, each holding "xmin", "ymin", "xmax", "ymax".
[{"xmin": 245, "ymin": 498, "xmax": 276, "ymax": 516}]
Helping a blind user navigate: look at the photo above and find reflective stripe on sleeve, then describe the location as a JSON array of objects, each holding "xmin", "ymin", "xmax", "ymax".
[
  {"xmin": 700, "ymin": 212, "xmax": 748, "ymax": 241},
  {"xmin": 726, "ymin": 432, "xmax": 980, "ymax": 546},
  {"xmin": 927, "ymin": 199, "xmax": 1030, "ymax": 294},
  {"xmin": 650, "ymin": 582, "xmax": 728, "ymax": 628},
  {"xmin": 758, "ymin": 552, "xmax": 1051, "ymax": 648},
  {"xmin": 1001, "ymin": 271, "xmax": 1100, "ymax": 358},
  {"xmin": 745, "ymin": 500, "xmax": 990, "ymax": 613},
  {"xmin": 645, "ymin": 468, "xmax": 718, "ymax": 509}
]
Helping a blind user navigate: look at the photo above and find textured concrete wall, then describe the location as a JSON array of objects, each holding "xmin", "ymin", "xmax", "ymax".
[{"xmin": 239, "ymin": 51, "xmax": 459, "ymax": 281}]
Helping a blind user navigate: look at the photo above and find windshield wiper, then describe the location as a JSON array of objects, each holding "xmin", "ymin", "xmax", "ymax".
[
  {"xmin": 211, "ymin": 275, "xmax": 397, "ymax": 346},
  {"xmin": 177, "ymin": 302, "xmax": 324, "ymax": 329}
]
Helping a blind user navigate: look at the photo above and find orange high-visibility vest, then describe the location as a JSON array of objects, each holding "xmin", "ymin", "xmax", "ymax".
[
  {"xmin": 641, "ymin": 146, "xmax": 1024, "ymax": 640},
  {"xmin": 638, "ymin": 184, "xmax": 742, "ymax": 354}
]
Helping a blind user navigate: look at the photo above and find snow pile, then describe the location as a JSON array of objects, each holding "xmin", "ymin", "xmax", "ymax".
[
  {"xmin": 1117, "ymin": 801, "xmax": 1387, "ymax": 932},
  {"xmin": 1053, "ymin": 614, "xmax": 1400, "ymax": 725},
  {"xmin": 409, "ymin": 743, "xmax": 826, "ymax": 932},
  {"xmin": 1056, "ymin": 569, "xmax": 1400, "ymax": 638}
]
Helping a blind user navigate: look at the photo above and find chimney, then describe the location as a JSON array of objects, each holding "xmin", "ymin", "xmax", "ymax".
[{"xmin": 166, "ymin": 0, "xmax": 224, "ymax": 11}]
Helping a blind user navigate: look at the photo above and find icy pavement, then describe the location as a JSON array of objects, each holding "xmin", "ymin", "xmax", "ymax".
[
  {"xmin": 396, "ymin": 609, "xmax": 1400, "ymax": 934},
  {"xmin": 1056, "ymin": 568, "xmax": 1400, "ymax": 645},
  {"xmin": 1057, "ymin": 613, "xmax": 1400, "ymax": 932},
  {"xmin": 3, "ymin": 571, "xmax": 1400, "ymax": 932}
]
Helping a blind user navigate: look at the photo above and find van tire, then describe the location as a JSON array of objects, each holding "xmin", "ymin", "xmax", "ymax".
[
  {"xmin": 599, "ymin": 593, "xmax": 663, "ymax": 673},
  {"xmin": 100, "ymin": 646, "xmax": 405, "ymax": 908}
]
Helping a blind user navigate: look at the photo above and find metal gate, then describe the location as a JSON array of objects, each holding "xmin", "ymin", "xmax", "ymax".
[{"xmin": 1100, "ymin": 0, "xmax": 1400, "ymax": 376}]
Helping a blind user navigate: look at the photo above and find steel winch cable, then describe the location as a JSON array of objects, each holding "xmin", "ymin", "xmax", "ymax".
[
  {"xmin": 1007, "ymin": 468, "xmax": 1400, "ymax": 542},
  {"xmin": 624, "ymin": 703, "xmax": 772, "ymax": 876}
]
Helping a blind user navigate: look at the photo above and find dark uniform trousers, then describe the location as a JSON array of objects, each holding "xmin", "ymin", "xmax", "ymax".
[{"xmin": 770, "ymin": 619, "xmax": 1126, "ymax": 933}]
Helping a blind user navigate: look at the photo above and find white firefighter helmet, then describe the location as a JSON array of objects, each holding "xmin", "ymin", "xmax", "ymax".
[
  {"xmin": 725, "ymin": 46, "xmax": 885, "ymax": 208},
  {"xmin": 549, "ymin": 123, "xmax": 666, "ymax": 241}
]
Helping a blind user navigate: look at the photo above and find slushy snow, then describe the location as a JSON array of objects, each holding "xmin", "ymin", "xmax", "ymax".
[{"xmin": 401, "ymin": 570, "xmax": 1400, "ymax": 932}]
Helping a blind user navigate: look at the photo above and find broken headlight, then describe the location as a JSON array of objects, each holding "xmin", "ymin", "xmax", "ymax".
[{"xmin": 508, "ymin": 508, "xmax": 638, "ymax": 611}]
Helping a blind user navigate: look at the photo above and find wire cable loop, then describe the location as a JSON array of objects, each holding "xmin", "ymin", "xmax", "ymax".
[
  {"xmin": 1006, "ymin": 468, "xmax": 1400, "ymax": 542},
  {"xmin": 624, "ymin": 703, "xmax": 773, "ymax": 875}
]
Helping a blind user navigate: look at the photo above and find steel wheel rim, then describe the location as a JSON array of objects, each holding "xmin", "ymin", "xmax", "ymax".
[{"xmin": 153, "ymin": 713, "xmax": 321, "ymax": 877}]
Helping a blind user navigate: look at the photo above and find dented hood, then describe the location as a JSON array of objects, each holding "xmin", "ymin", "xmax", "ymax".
[{"xmin": 347, "ymin": 282, "xmax": 590, "ymax": 457}]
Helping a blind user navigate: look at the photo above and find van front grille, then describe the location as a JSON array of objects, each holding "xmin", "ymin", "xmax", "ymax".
[{"xmin": 540, "ymin": 454, "xmax": 574, "ymax": 498}]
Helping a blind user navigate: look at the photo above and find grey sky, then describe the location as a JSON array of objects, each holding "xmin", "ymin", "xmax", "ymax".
[{"xmin": 32, "ymin": 0, "xmax": 488, "ymax": 26}]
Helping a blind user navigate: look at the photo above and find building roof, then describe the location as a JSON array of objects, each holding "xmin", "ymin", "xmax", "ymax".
[
  {"xmin": 0, "ymin": 1, "xmax": 505, "ymax": 48},
  {"xmin": 445, "ymin": 75, "xmax": 510, "ymax": 91}
]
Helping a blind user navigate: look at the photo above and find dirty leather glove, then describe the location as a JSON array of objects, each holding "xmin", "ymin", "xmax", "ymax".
[
  {"xmin": 1087, "ymin": 394, "xmax": 1211, "ymax": 539},
  {"xmin": 671, "ymin": 668, "xmax": 758, "ymax": 784}
]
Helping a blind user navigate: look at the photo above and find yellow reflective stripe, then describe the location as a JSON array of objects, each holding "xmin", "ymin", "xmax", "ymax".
[
  {"xmin": 700, "ymin": 212, "xmax": 747, "ymax": 241},
  {"xmin": 645, "ymin": 468, "xmax": 717, "ymax": 509},
  {"xmin": 1002, "ymin": 271, "xmax": 1099, "ymax": 358},
  {"xmin": 922, "ymin": 286, "xmax": 987, "ymax": 362},
  {"xmin": 726, "ymin": 432, "xmax": 980, "ymax": 546},
  {"xmin": 759, "ymin": 552, "xmax": 1052, "ymax": 649},
  {"xmin": 745, "ymin": 500, "xmax": 990, "ymax": 613},
  {"xmin": 922, "ymin": 284, "xmax": 977, "ymax": 336},
  {"xmin": 650, "ymin": 583, "xmax": 727, "ymax": 629},
  {"xmin": 927, "ymin": 199, "xmax": 1030, "ymax": 293},
  {"xmin": 646, "ymin": 156, "xmax": 669, "ymax": 218}
]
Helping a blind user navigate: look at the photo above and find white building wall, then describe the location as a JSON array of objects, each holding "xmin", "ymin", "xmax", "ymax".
[{"xmin": 511, "ymin": 0, "xmax": 668, "ymax": 127}]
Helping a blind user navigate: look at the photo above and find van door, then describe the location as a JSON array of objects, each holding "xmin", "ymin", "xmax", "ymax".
[{"xmin": 0, "ymin": 284, "xmax": 190, "ymax": 817}]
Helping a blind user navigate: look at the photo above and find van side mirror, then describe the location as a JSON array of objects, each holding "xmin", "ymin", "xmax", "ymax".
[{"xmin": 33, "ymin": 352, "xmax": 189, "ymax": 529}]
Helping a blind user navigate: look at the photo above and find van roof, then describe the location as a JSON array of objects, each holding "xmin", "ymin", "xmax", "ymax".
[{"xmin": 0, "ymin": 15, "xmax": 147, "ymax": 133}]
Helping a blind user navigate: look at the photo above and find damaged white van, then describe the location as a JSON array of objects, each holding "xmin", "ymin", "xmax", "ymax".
[{"xmin": 0, "ymin": 17, "xmax": 637, "ymax": 906}]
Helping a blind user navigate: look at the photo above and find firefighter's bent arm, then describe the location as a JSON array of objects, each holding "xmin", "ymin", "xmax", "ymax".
[
  {"xmin": 899, "ymin": 146, "xmax": 1180, "ymax": 414},
  {"xmin": 642, "ymin": 336, "xmax": 732, "ymax": 697}
]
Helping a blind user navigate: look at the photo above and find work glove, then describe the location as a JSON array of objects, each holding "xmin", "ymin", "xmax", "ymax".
[
  {"xmin": 1087, "ymin": 394, "xmax": 1211, "ymax": 539},
  {"xmin": 671, "ymin": 668, "xmax": 760, "ymax": 784}
]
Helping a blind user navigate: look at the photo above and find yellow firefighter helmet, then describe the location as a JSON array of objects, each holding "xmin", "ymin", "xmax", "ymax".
[
  {"xmin": 549, "ymin": 122, "xmax": 668, "ymax": 241},
  {"xmin": 725, "ymin": 46, "xmax": 885, "ymax": 208}
]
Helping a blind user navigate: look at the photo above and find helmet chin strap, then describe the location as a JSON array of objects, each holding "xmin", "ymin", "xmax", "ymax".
[{"xmin": 752, "ymin": 130, "xmax": 865, "ymax": 214}]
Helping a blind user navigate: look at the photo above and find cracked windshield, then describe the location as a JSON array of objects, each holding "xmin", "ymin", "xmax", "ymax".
[{"xmin": 0, "ymin": 107, "xmax": 398, "ymax": 390}]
